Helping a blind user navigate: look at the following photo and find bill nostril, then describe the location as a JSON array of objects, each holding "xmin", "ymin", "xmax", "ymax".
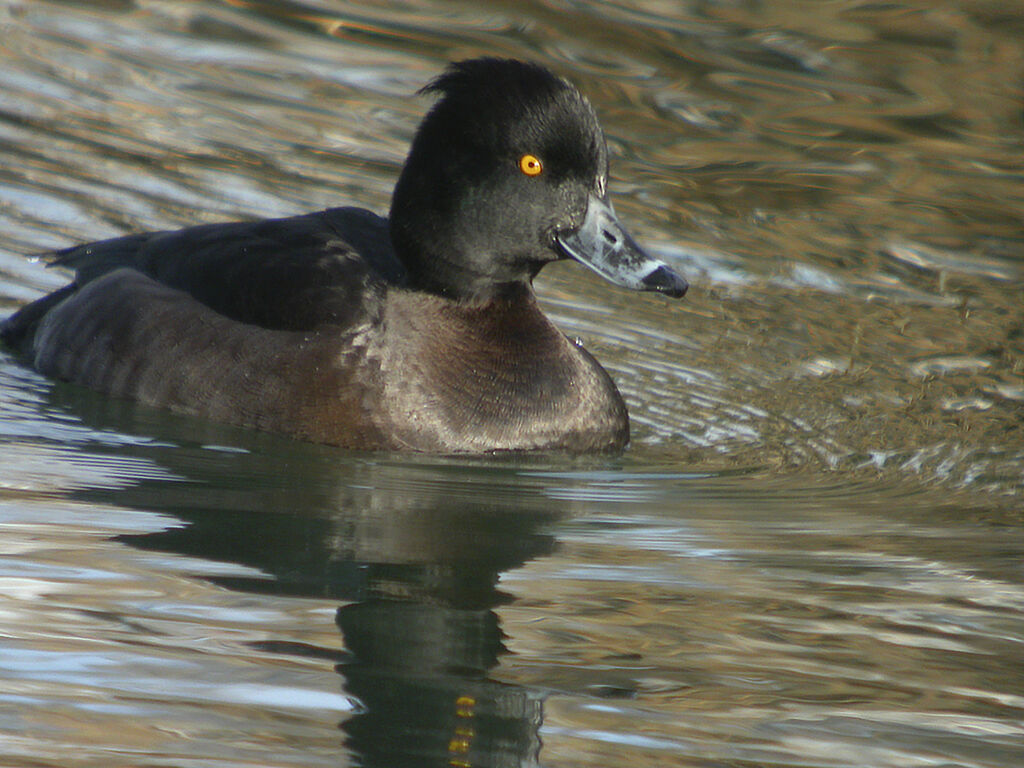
[{"xmin": 602, "ymin": 230, "xmax": 618, "ymax": 246}]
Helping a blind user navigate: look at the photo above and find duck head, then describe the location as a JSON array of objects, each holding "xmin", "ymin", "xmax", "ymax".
[{"xmin": 389, "ymin": 58, "xmax": 688, "ymax": 302}]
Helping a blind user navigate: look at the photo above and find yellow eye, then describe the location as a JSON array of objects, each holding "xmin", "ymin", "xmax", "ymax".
[{"xmin": 519, "ymin": 154, "xmax": 543, "ymax": 176}]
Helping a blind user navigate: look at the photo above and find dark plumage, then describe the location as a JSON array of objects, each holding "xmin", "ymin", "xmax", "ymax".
[{"xmin": 1, "ymin": 58, "xmax": 687, "ymax": 453}]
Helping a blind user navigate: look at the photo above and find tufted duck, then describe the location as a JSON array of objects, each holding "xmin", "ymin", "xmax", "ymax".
[{"xmin": 1, "ymin": 58, "xmax": 688, "ymax": 453}]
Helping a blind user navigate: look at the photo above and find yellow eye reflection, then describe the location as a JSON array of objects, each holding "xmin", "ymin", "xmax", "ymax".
[{"xmin": 519, "ymin": 154, "xmax": 543, "ymax": 176}]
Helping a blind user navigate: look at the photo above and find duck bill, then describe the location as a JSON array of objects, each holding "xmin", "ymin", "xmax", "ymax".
[{"xmin": 556, "ymin": 194, "xmax": 688, "ymax": 298}]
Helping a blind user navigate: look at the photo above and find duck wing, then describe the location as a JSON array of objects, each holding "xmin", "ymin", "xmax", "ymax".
[{"xmin": 49, "ymin": 206, "xmax": 405, "ymax": 332}]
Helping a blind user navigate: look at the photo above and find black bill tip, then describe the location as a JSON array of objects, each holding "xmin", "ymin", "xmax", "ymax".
[{"xmin": 641, "ymin": 265, "xmax": 688, "ymax": 298}]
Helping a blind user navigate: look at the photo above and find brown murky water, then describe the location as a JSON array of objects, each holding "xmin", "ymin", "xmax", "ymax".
[{"xmin": 1, "ymin": 1, "xmax": 1022, "ymax": 766}]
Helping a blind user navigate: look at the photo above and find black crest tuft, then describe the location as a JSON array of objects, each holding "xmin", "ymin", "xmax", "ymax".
[{"xmin": 420, "ymin": 57, "xmax": 570, "ymax": 105}]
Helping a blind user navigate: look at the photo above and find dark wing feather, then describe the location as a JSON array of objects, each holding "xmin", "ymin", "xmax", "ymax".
[{"xmin": 49, "ymin": 206, "xmax": 405, "ymax": 332}]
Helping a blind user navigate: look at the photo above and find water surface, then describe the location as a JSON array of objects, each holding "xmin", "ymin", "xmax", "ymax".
[{"xmin": 1, "ymin": 1, "xmax": 1023, "ymax": 766}]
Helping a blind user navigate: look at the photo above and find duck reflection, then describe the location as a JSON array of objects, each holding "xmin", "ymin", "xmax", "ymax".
[
  {"xmin": 337, "ymin": 536, "xmax": 546, "ymax": 768},
  {"xmin": 73, "ymin": 414, "xmax": 564, "ymax": 768}
]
